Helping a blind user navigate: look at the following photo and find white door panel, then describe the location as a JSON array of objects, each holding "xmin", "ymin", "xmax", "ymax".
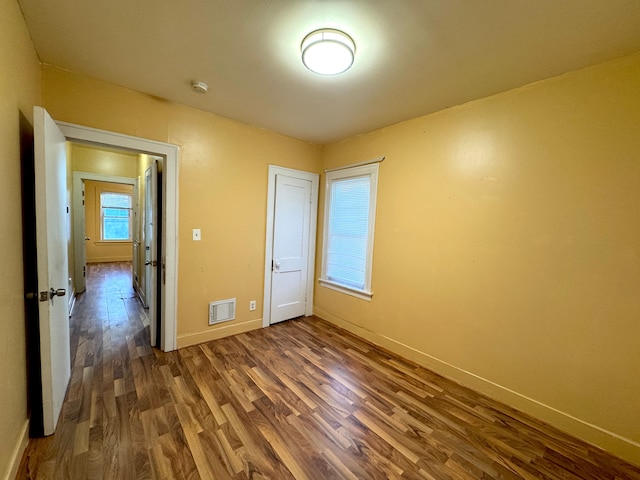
[
  {"xmin": 270, "ymin": 175, "xmax": 312, "ymax": 324},
  {"xmin": 144, "ymin": 162, "xmax": 158, "ymax": 345},
  {"xmin": 34, "ymin": 106, "xmax": 71, "ymax": 435}
]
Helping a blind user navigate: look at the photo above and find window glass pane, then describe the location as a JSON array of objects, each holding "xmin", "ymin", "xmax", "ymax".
[
  {"xmin": 103, "ymin": 217, "xmax": 130, "ymax": 240},
  {"xmin": 100, "ymin": 191, "xmax": 132, "ymax": 240},
  {"xmin": 326, "ymin": 176, "xmax": 370, "ymax": 289},
  {"xmin": 103, "ymin": 208, "xmax": 129, "ymax": 217},
  {"xmin": 101, "ymin": 192, "xmax": 131, "ymax": 208}
]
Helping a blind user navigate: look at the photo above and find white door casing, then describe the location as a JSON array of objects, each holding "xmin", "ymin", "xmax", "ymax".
[
  {"xmin": 57, "ymin": 120, "xmax": 179, "ymax": 352},
  {"xmin": 34, "ymin": 106, "xmax": 71, "ymax": 435},
  {"xmin": 263, "ymin": 166, "xmax": 319, "ymax": 326}
]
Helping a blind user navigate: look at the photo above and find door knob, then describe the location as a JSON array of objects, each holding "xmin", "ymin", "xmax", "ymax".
[
  {"xmin": 49, "ymin": 288, "xmax": 66, "ymax": 299},
  {"xmin": 145, "ymin": 260, "xmax": 157, "ymax": 266},
  {"xmin": 26, "ymin": 289, "xmax": 65, "ymax": 302},
  {"xmin": 84, "ymin": 237, "xmax": 90, "ymax": 240},
  {"xmin": 273, "ymin": 260, "xmax": 281, "ymax": 271}
]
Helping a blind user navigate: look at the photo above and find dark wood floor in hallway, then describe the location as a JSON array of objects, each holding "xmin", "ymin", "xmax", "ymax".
[{"xmin": 18, "ymin": 262, "xmax": 640, "ymax": 479}]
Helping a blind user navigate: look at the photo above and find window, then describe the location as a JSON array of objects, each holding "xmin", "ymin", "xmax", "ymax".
[
  {"xmin": 320, "ymin": 163, "xmax": 379, "ymax": 300},
  {"xmin": 100, "ymin": 192, "xmax": 132, "ymax": 241}
]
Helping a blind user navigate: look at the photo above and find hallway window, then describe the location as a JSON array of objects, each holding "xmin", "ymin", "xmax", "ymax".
[{"xmin": 100, "ymin": 192, "xmax": 132, "ymax": 241}]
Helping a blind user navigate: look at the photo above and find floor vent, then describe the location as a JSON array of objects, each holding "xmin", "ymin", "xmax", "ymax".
[{"xmin": 208, "ymin": 298, "xmax": 236, "ymax": 325}]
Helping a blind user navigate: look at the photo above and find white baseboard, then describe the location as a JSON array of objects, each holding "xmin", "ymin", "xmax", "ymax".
[
  {"xmin": 313, "ymin": 306, "xmax": 640, "ymax": 467},
  {"xmin": 4, "ymin": 419, "xmax": 28, "ymax": 480},
  {"xmin": 133, "ymin": 285, "xmax": 148, "ymax": 310},
  {"xmin": 177, "ymin": 318, "xmax": 262, "ymax": 348}
]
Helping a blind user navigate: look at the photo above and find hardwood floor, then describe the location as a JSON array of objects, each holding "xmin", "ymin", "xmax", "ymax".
[{"xmin": 18, "ymin": 262, "xmax": 640, "ymax": 479}]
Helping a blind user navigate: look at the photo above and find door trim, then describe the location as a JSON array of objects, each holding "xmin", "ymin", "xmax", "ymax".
[
  {"xmin": 263, "ymin": 165, "xmax": 319, "ymax": 327},
  {"xmin": 56, "ymin": 121, "xmax": 179, "ymax": 352}
]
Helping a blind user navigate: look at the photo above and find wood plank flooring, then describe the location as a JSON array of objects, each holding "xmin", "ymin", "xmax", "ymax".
[{"xmin": 18, "ymin": 262, "xmax": 640, "ymax": 479}]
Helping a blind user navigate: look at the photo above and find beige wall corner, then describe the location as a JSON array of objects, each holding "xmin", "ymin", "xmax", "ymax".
[{"xmin": 316, "ymin": 52, "xmax": 640, "ymax": 466}]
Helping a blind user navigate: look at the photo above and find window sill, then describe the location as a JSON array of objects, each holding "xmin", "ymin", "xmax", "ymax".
[
  {"xmin": 319, "ymin": 278, "xmax": 372, "ymax": 301},
  {"xmin": 95, "ymin": 240, "xmax": 133, "ymax": 246}
]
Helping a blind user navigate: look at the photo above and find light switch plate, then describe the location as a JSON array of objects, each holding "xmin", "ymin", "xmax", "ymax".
[{"xmin": 193, "ymin": 228, "xmax": 201, "ymax": 241}]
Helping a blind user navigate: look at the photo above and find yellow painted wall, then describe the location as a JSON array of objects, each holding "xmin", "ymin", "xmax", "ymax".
[
  {"xmin": 84, "ymin": 180, "xmax": 134, "ymax": 263},
  {"xmin": 316, "ymin": 52, "xmax": 640, "ymax": 465},
  {"xmin": 42, "ymin": 66, "xmax": 323, "ymax": 345},
  {"xmin": 0, "ymin": 0, "xmax": 41, "ymax": 477},
  {"xmin": 71, "ymin": 143, "xmax": 138, "ymax": 178}
]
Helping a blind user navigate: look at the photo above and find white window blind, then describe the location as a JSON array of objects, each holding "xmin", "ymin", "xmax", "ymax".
[
  {"xmin": 326, "ymin": 176, "xmax": 370, "ymax": 289},
  {"xmin": 321, "ymin": 163, "xmax": 378, "ymax": 300}
]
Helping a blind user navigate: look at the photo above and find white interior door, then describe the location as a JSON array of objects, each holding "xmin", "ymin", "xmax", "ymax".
[
  {"xmin": 270, "ymin": 174, "xmax": 313, "ymax": 324},
  {"xmin": 144, "ymin": 162, "xmax": 158, "ymax": 345},
  {"xmin": 33, "ymin": 106, "xmax": 71, "ymax": 435}
]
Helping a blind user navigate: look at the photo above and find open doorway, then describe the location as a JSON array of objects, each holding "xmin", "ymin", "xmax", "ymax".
[
  {"xmin": 57, "ymin": 120, "xmax": 178, "ymax": 352},
  {"xmin": 70, "ymin": 143, "xmax": 164, "ymax": 346}
]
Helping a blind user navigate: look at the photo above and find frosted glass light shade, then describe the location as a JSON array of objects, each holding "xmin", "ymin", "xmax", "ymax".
[{"xmin": 301, "ymin": 29, "xmax": 355, "ymax": 75}]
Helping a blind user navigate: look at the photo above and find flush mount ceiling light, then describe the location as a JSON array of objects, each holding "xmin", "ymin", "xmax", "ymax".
[
  {"xmin": 301, "ymin": 28, "xmax": 355, "ymax": 75},
  {"xmin": 191, "ymin": 80, "xmax": 208, "ymax": 94}
]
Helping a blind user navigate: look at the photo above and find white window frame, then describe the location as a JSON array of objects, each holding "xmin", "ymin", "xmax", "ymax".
[
  {"xmin": 100, "ymin": 191, "xmax": 133, "ymax": 242},
  {"xmin": 320, "ymin": 163, "xmax": 379, "ymax": 301}
]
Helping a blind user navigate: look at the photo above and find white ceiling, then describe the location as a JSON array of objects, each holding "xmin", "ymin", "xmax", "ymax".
[{"xmin": 18, "ymin": 0, "xmax": 640, "ymax": 144}]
